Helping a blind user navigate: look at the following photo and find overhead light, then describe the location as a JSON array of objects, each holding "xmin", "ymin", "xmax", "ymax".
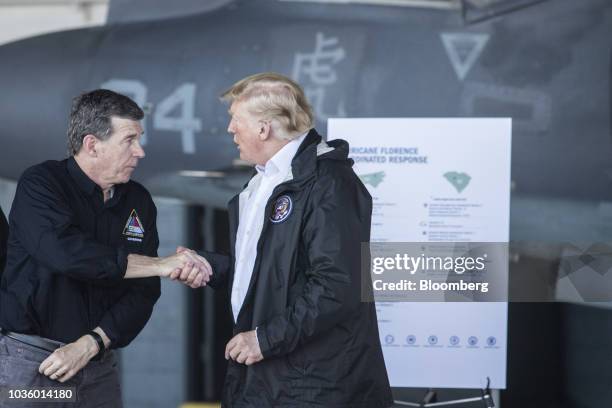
[{"xmin": 179, "ymin": 170, "xmax": 226, "ymax": 178}]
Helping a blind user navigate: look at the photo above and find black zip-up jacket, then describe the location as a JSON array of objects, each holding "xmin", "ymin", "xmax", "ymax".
[
  {"xmin": 0, "ymin": 158, "xmax": 160, "ymax": 347},
  {"xmin": 206, "ymin": 129, "xmax": 393, "ymax": 407}
]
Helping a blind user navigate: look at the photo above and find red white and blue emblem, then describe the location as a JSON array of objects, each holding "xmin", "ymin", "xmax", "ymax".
[
  {"xmin": 123, "ymin": 209, "xmax": 145, "ymax": 241},
  {"xmin": 270, "ymin": 195, "xmax": 293, "ymax": 224}
]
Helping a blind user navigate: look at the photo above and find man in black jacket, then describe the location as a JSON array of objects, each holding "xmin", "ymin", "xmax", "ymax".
[
  {"xmin": 0, "ymin": 90, "xmax": 210, "ymax": 407},
  {"xmin": 185, "ymin": 73, "xmax": 392, "ymax": 407}
]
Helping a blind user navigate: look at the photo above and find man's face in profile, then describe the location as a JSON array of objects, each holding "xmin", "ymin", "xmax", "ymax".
[
  {"xmin": 95, "ymin": 117, "xmax": 145, "ymax": 185},
  {"xmin": 227, "ymin": 100, "xmax": 267, "ymax": 165}
]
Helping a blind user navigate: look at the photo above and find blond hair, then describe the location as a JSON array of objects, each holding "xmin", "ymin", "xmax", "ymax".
[{"xmin": 221, "ymin": 72, "xmax": 314, "ymax": 140}]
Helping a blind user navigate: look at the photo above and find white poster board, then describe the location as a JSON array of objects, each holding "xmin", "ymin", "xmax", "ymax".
[{"xmin": 329, "ymin": 118, "xmax": 511, "ymax": 389}]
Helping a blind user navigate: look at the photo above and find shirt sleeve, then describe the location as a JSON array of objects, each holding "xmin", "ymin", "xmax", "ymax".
[
  {"xmin": 256, "ymin": 171, "xmax": 369, "ymax": 359},
  {"xmin": 11, "ymin": 169, "xmax": 127, "ymax": 281},
  {"xmin": 200, "ymin": 250, "xmax": 231, "ymax": 290},
  {"xmin": 98, "ymin": 197, "xmax": 161, "ymax": 348}
]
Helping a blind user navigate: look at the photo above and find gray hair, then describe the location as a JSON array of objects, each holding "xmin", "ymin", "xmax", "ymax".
[
  {"xmin": 67, "ymin": 89, "xmax": 144, "ymax": 155},
  {"xmin": 221, "ymin": 72, "xmax": 314, "ymax": 140}
]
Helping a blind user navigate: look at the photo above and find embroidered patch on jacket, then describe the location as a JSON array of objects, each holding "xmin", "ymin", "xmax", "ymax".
[
  {"xmin": 270, "ymin": 195, "xmax": 293, "ymax": 224},
  {"xmin": 123, "ymin": 209, "xmax": 145, "ymax": 241}
]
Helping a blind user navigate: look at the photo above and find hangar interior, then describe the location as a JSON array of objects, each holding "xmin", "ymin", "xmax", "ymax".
[{"xmin": 0, "ymin": 0, "xmax": 611, "ymax": 407}]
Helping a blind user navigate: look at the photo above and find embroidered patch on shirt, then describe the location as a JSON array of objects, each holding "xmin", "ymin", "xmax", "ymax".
[
  {"xmin": 270, "ymin": 195, "xmax": 293, "ymax": 224},
  {"xmin": 123, "ymin": 209, "xmax": 144, "ymax": 240}
]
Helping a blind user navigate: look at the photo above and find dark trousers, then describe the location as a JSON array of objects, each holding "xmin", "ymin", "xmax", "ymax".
[{"xmin": 0, "ymin": 334, "xmax": 122, "ymax": 407}]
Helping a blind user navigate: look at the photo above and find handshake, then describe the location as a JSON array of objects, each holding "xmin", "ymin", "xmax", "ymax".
[{"xmin": 153, "ymin": 246, "xmax": 212, "ymax": 289}]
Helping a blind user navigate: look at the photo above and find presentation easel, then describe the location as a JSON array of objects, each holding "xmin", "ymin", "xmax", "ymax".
[
  {"xmin": 329, "ymin": 118, "xmax": 510, "ymax": 392},
  {"xmin": 394, "ymin": 378, "xmax": 495, "ymax": 408}
]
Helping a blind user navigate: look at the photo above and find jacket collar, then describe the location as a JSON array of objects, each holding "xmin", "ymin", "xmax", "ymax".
[
  {"xmin": 237, "ymin": 128, "xmax": 324, "ymax": 192},
  {"xmin": 256, "ymin": 132, "xmax": 307, "ymax": 178},
  {"xmin": 287, "ymin": 128, "xmax": 322, "ymax": 183}
]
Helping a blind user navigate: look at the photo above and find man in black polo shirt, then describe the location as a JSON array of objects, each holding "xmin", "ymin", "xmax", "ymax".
[{"xmin": 0, "ymin": 90, "xmax": 210, "ymax": 407}]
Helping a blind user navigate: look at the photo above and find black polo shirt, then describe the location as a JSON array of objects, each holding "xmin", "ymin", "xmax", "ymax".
[
  {"xmin": 0, "ymin": 207, "xmax": 7, "ymax": 274},
  {"xmin": 0, "ymin": 157, "xmax": 160, "ymax": 347}
]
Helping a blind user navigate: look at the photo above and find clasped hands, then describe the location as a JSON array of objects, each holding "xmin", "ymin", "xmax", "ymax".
[{"xmin": 158, "ymin": 246, "xmax": 212, "ymax": 288}]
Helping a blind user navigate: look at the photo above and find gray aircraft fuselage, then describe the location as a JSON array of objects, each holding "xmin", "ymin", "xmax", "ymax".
[{"xmin": 0, "ymin": 0, "xmax": 610, "ymax": 242}]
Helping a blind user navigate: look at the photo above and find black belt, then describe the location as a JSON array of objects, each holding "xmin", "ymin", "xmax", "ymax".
[{"xmin": 0, "ymin": 328, "xmax": 63, "ymax": 353}]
